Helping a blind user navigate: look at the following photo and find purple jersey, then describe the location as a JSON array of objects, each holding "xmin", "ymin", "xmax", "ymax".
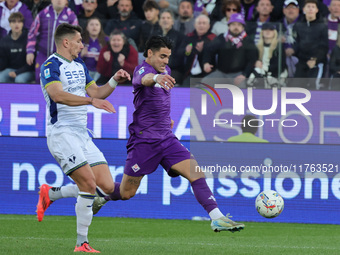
[{"xmin": 130, "ymin": 60, "xmax": 172, "ymax": 139}]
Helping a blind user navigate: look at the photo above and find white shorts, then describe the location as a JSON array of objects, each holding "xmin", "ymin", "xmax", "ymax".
[{"xmin": 47, "ymin": 125, "xmax": 107, "ymax": 175}]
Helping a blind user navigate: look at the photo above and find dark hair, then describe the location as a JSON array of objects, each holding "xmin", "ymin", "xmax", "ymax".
[
  {"xmin": 143, "ymin": 0, "xmax": 160, "ymax": 11},
  {"xmin": 222, "ymin": 0, "xmax": 241, "ymax": 14},
  {"xmin": 304, "ymin": 0, "xmax": 318, "ymax": 7},
  {"xmin": 241, "ymin": 115, "xmax": 260, "ymax": 134},
  {"xmin": 143, "ymin": 35, "xmax": 173, "ymax": 57},
  {"xmin": 8, "ymin": 12, "xmax": 24, "ymax": 23},
  {"xmin": 55, "ymin": 23, "xmax": 82, "ymax": 45},
  {"xmin": 179, "ymin": 0, "xmax": 194, "ymax": 9},
  {"xmin": 82, "ymin": 17, "xmax": 107, "ymax": 47}
]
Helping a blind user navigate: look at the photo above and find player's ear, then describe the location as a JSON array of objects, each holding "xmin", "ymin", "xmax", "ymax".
[
  {"xmin": 147, "ymin": 49, "xmax": 153, "ymax": 58},
  {"xmin": 63, "ymin": 38, "xmax": 69, "ymax": 48}
]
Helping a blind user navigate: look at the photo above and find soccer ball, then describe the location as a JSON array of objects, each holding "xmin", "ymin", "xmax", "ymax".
[{"xmin": 255, "ymin": 190, "xmax": 284, "ymax": 218}]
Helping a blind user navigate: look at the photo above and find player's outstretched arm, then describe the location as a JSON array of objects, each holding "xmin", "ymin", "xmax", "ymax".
[
  {"xmin": 86, "ymin": 69, "xmax": 131, "ymax": 99},
  {"xmin": 142, "ymin": 73, "xmax": 176, "ymax": 90},
  {"xmin": 46, "ymin": 81, "xmax": 116, "ymax": 113}
]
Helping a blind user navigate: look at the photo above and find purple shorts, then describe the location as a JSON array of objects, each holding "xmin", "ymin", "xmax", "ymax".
[{"xmin": 124, "ymin": 135, "xmax": 193, "ymax": 177}]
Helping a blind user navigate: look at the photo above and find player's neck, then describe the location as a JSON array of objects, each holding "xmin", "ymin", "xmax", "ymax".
[{"xmin": 56, "ymin": 49, "xmax": 72, "ymax": 62}]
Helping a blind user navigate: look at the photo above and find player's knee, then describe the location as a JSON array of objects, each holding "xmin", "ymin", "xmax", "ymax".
[
  {"xmin": 120, "ymin": 190, "xmax": 136, "ymax": 200},
  {"xmin": 83, "ymin": 179, "xmax": 97, "ymax": 194},
  {"xmin": 101, "ymin": 185, "xmax": 114, "ymax": 195}
]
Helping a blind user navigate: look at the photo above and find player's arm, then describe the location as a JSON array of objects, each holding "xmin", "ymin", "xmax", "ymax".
[
  {"xmin": 46, "ymin": 82, "xmax": 115, "ymax": 113},
  {"xmin": 141, "ymin": 73, "xmax": 176, "ymax": 90},
  {"xmin": 86, "ymin": 69, "xmax": 131, "ymax": 99}
]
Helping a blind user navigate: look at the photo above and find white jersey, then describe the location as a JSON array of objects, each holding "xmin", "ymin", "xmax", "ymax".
[{"xmin": 40, "ymin": 53, "xmax": 94, "ymax": 135}]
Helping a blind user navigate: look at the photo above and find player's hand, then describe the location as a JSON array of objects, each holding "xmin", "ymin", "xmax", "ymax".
[
  {"xmin": 26, "ymin": 53, "xmax": 35, "ymax": 65},
  {"xmin": 91, "ymin": 98, "xmax": 116, "ymax": 113},
  {"xmin": 118, "ymin": 53, "xmax": 125, "ymax": 66},
  {"xmin": 204, "ymin": 63, "xmax": 213, "ymax": 73},
  {"xmin": 103, "ymin": 51, "xmax": 111, "ymax": 62},
  {"xmin": 8, "ymin": 71, "xmax": 16, "ymax": 78},
  {"xmin": 170, "ymin": 119, "xmax": 174, "ymax": 129},
  {"xmin": 155, "ymin": 74, "xmax": 176, "ymax": 90},
  {"xmin": 113, "ymin": 69, "xmax": 131, "ymax": 83}
]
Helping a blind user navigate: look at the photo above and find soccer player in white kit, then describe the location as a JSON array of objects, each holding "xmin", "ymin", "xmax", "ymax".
[{"xmin": 38, "ymin": 23, "xmax": 130, "ymax": 253}]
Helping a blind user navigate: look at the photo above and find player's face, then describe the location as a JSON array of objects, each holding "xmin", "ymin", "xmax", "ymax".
[
  {"xmin": 148, "ymin": 47, "xmax": 171, "ymax": 73},
  {"xmin": 9, "ymin": 20, "xmax": 23, "ymax": 34},
  {"xmin": 87, "ymin": 19, "xmax": 101, "ymax": 37},
  {"xmin": 69, "ymin": 32, "xmax": 84, "ymax": 59},
  {"xmin": 110, "ymin": 34, "xmax": 124, "ymax": 53}
]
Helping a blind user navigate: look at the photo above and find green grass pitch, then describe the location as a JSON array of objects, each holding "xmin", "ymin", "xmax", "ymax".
[{"xmin": 0, "ymin": 214, "xmax": 339, "ymax": 255}]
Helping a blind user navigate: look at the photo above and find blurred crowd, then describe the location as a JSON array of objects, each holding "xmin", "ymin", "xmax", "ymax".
[{"xmin": 0, "ymin": 0, "xmax": 340, "ymax": 90}]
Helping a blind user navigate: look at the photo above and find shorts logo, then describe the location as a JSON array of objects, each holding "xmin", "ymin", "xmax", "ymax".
[
  {"xmin": 68, "ymin": 155, "xmax": 76, "ymax": 164},
  {"xmin": 44, "ymin": 68, "xmax": 51, "ymax": 79},
  {"xmin": 132, "ymin": 164, "xmax": 140, "ymax": 172}
]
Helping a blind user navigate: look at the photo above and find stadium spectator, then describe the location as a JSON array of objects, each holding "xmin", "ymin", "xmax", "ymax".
[
  {"xmin": 228, "ymin": 115, "xmax": 269, "ymax": 142},
  {"xmin": 0, "ymin": 0, "xmax": 33, "ymax": 39},
  {"xmin": 104, "ymin": 0, "xmax": 142, "ymax": 46},
  {"xmin": 92, "ymin": 35, "xmax": 245, "ymax": 234},
  {"xmin": 291, "ymin": 0, "xmax": 328, "ymax": 89},
  {"xmin": 241, "ymin": 0, "xmax": 258, "ymax": 21},
  {"xmin": 96, "ymin": 30, "xmax": 138, "ymax": 84},
  {"xmin": 173, "ymin": 0, "xmax": 194, "ymax": 35},
  {"xmin": 26, "ymin": 0, "xmax": 78, "ymax": 83},
  {"xmin": 153, "ymin": 9, "xmax": 185, "ymax": 85},
  {"xmin": 202, "ymin": 13, "xmax": 258, "ymax": 88},
  {"xmin": 327, "ymin": 0, "xmax": 340, "ymax": 54},
  {"xmin": 97, "ymin": 0, "xmax": 118, "ymax": 19},
  {"xmin": 329, "ymin": 33, "xmax": 340, "ymax": 89},
  {"xmin": 194, "ymin": 0, "xmax": 223, "ymax": 24},
  {"xmin": 22, "ymin": 0, "xmax": 50, "ymax": 18},
  {"xmin": 139, "ymin": 0, "xmax": 161, "ymax": 52},
  {"xmin": 211, "ymin": 0, "xmax": 242, "ymax": 36},
  {"xmin": 131, "ymin": 0, "xmax": 147, "ymax": 20},
  {"xmin": 246, "ymin": 0, "xmax": 274, "ymax": 44},
  {"xmin": 77, "ymin": 0, "xmax": 106, "ymax": 30},
  {"xmin": 81, "ymin": 17, "xmax": 108, "ymax": 82},
  {"xmin": 281, "ymin": 0, "xmax": 300, "ymax": 78},
  {"xmin": 248, "ymin": 23, "xmax": 287, "ymax": 88},
  {"xmin": 37, "ymin": 23, "xmax": 130, "ymax": 253},
  {"xmin": 155, "ymin": 0, "xmax": 180, "ymax": 16},
  {"xmin": 182, "ymin": 14, "xmax": 216, "ymax": 85},
  {"xmin": 0, "ymin": 12, "xmax": 34, "ymax": 83}
]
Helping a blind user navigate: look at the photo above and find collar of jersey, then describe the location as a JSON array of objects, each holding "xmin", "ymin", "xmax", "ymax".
[{"xmin": 54, "ymin": 52, "xmax": 72, "ymax": 63}]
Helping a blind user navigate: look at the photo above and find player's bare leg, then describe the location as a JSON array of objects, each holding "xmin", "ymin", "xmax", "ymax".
[{"xmin": 171, "ymin": 159, "xmax": 245, "ymax": 233}]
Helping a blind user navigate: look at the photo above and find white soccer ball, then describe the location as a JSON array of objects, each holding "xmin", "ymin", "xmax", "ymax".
[{"xmin": 255, "ymin": 190, "xmax": 284, "ymax": 218}]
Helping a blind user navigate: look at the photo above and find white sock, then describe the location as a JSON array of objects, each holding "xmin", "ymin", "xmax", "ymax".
[
  {"xmin": 75, "ymin": 192, "xmax": 95, "ymax": 246},
  {"xmin": 209, "ymin": 208, "xmax": 224, "ymax": 220},
  {"xmin": 48, "ymin": 184, "xmax": 79, "ymax": 201}
]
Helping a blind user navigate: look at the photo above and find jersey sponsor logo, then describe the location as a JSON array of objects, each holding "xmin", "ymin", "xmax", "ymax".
[
  {"xmin": 44, "ymin": 68, "xmax": 51, "ymax": 79},
  {"xmin": 132, "ymin": 164, "xmax": 140, "ymax": 172},
  {"xmin": 138, "ymin": 67, "xmax": 145, "ymax": 75}
]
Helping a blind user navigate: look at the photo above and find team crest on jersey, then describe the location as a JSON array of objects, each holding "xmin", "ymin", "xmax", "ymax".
[
  {"xmin": 132, "ymin": 164, "xmax": 140, "ymax": 172},
  {"xmin": 138, "ymin": 67, "xmax": 145, "ymax": 75},
  {"xmin": 44, "ymin": 68, "xmax": 51, "ymax": 79}
]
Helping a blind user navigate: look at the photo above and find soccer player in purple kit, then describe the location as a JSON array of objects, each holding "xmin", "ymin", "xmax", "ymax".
[{"xmin": 93, "ymin": 35, "xmax": 245, "ymax": 233}]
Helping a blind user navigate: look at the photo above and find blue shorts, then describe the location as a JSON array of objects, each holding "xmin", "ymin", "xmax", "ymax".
[{"xmin": 124, "ymin": 135, "xmax": 193, "ymax": 177}]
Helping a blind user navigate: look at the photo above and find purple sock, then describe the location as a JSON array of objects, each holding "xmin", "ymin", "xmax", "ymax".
[
  {"xmin": 191, "ymin": 178, "xmax": 218, "ymax": 214},
  {"xmin": 105, "ymin": 182, "xmax": 122, "ymax": 201}
]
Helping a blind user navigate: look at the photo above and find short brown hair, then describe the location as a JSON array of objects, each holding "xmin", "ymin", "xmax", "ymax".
[
  {"xmin": 143, "ymin": 0, "xmax": 160, "ymax": 11},
  {"xmin": 8, "ymin": 12, "xmax": 24, "ymax": 23},
  {"xmin": 304, "ymin": 0, "xmax": 318, "ymax": 7},
  {"xmin": 54, "ymin": 23, "xmax": 82, "ymax": 45},
  {"xmin": 222, "ymin": 0, "xmax": 242, "ymax": 14}
]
